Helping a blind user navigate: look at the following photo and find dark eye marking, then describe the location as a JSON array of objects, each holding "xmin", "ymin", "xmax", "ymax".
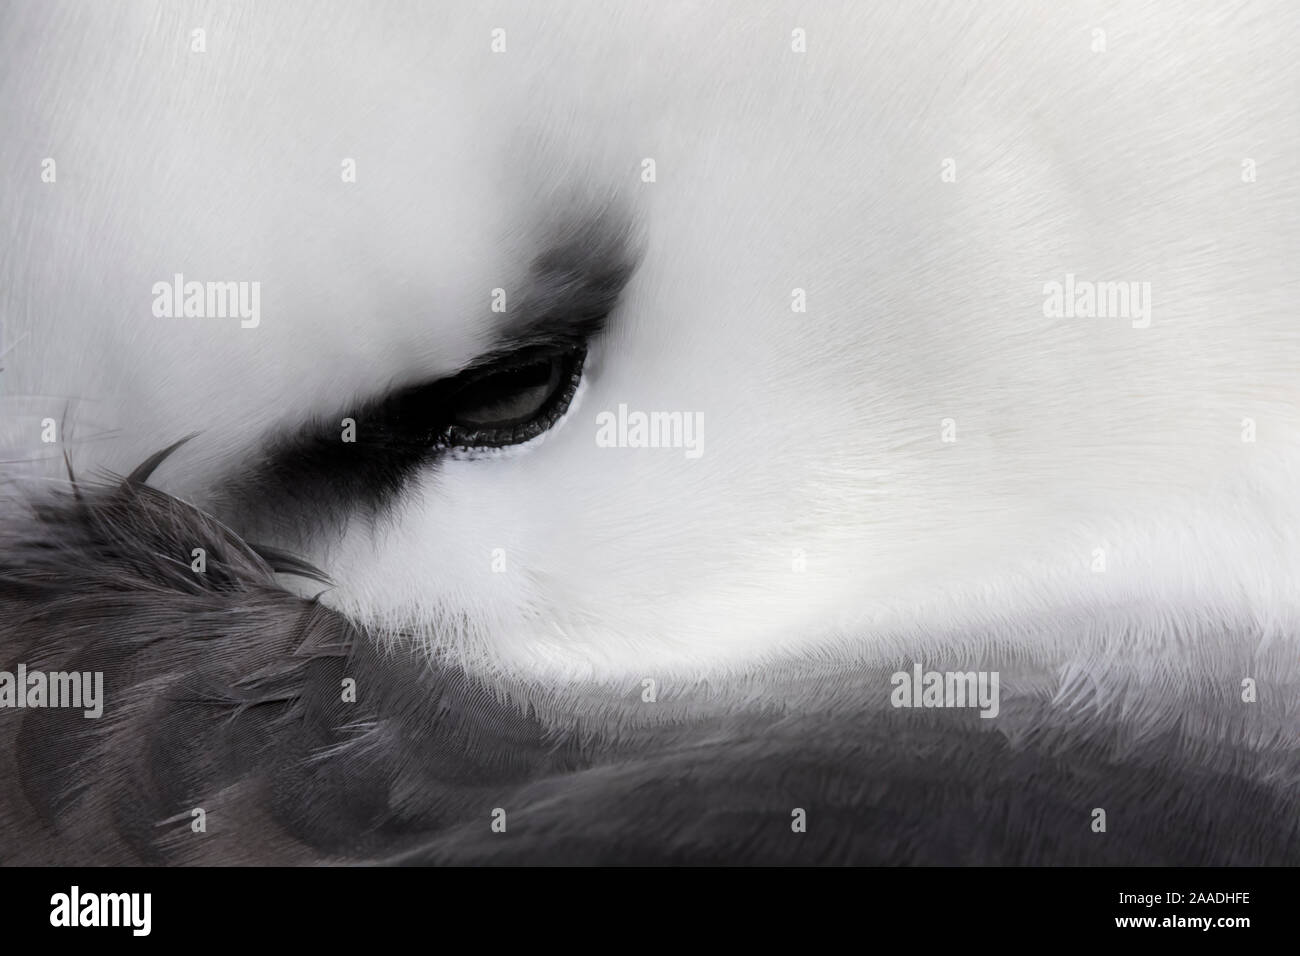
[
  {"xmin": 217, "ymin": 211, "xmax": 639, "ymax": 538},
  {"xmin": 442, "ymin": 344, "xmax": 586, "ymax": 447},
  {"xmin": 369, "ymin": 342, "xmax": 586, "ymax": 453}
]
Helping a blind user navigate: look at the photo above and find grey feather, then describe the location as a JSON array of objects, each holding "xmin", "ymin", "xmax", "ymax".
[{"xmin": 1, "ymin": 463, "xmax": 1296, "ymax": 864}]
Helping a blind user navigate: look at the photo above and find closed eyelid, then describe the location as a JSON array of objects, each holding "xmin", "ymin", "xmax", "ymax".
[{"xmin": 212, "ymin": 211, "xmax": 640, "ymax": 540}]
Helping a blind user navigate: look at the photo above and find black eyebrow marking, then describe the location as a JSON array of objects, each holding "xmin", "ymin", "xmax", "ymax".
[
  {"xmin": 214, "ymin": 212, "xmax": 640, "ymax": 542},
  {"xmin": 473, "ymin": 212, "xmax": 640, "ymax": 367}
]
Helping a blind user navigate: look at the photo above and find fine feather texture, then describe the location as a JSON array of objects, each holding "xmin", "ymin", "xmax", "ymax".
[
  {"xmin": 1, "ymin": 465, "xmax": 1296, "ymax": 864},
  {"xmin": 2, "ymin": 1, "xmax": 1299, "ymax": 866},
  {"xmin": 3, "ymin": 0, "xmax": 1299, "ymax": 685}
]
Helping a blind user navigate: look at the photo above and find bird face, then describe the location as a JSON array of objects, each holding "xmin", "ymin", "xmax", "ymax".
[{"xmin": 4, "ymin": 0, "xmax": 1298, "ymax": 693}]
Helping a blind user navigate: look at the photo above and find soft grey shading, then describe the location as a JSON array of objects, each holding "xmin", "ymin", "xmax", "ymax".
[{"xmin": 0, "ymin": 458, "xmax": 1297, "ymax": 865}]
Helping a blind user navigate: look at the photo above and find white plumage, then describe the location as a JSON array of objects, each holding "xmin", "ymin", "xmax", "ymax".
[{"xmin": 3, "ymin": 0, "xmax": 1298, "ymax": 720}]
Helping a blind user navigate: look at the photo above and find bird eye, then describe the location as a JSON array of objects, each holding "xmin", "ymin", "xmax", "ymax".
[{"xmin": 443, "ymin": 345, "xmax": 586, "ymax": 448}]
